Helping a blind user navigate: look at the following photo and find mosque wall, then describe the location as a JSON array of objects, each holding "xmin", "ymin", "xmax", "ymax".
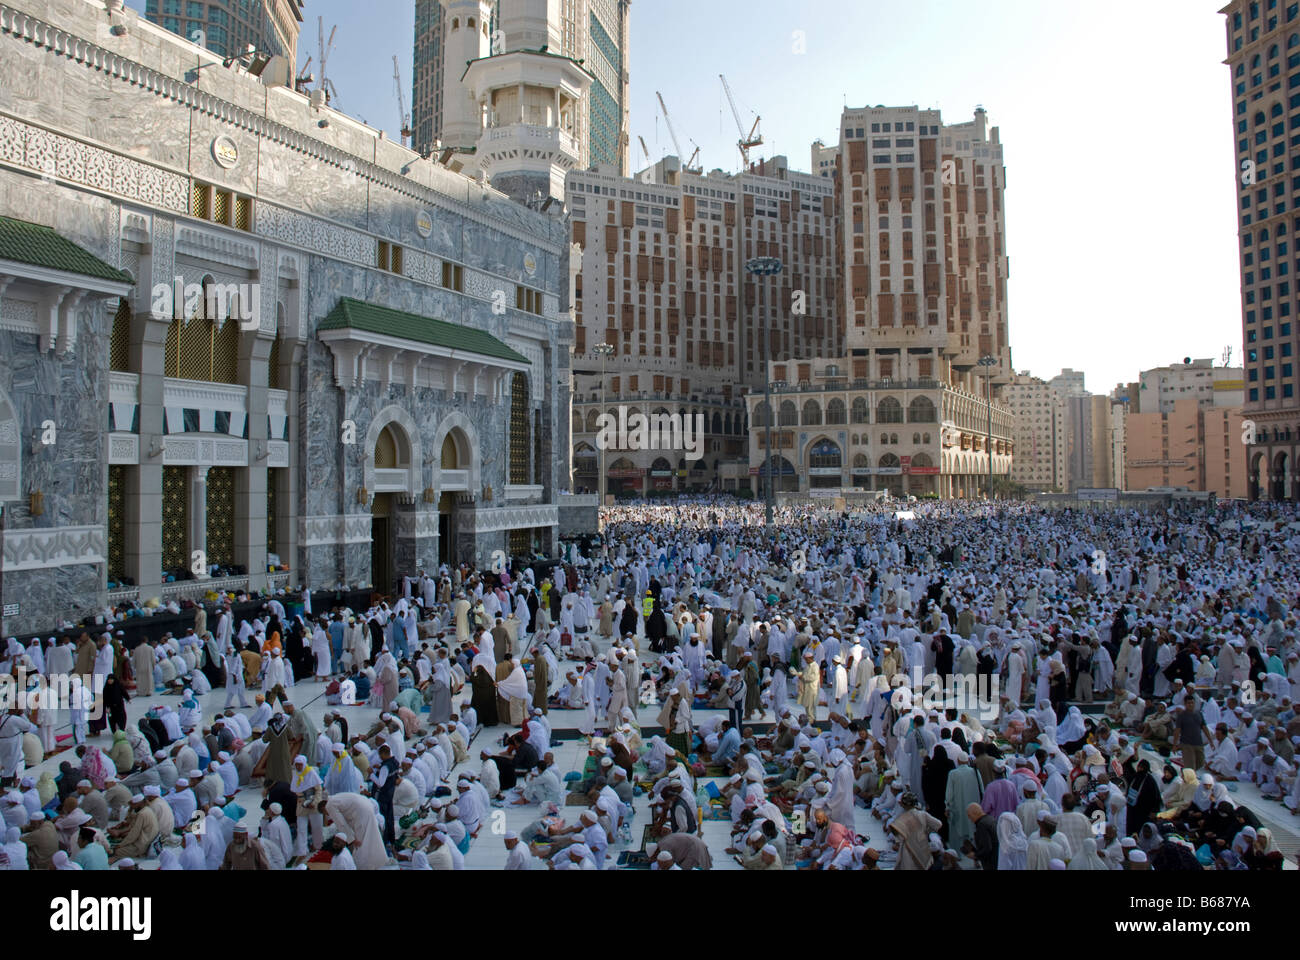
[{"xmin": 0, "ymin": 0, "xmax": 574, "ymax": 633}]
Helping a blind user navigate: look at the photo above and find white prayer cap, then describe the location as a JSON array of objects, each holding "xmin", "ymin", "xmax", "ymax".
[
  {"xmin": 175, "ymin": 779, "xmax": 190, "ymax": 788},
  {"xmin": 116, "ymin": 858, "xmax": 135, "ymax": 868},
  {"xmin": 154, "ymin": 750, "xmax": 167, "ymax": 760},
  {"xmin": 269, "ymin": 803, "xmax": 282, "ymax": 815},
  {"xmin": 332, "ymin": 743, "xmax": 344, "ymax": 754},
  {"xmin": 335, "ymin": 832, "xmax": 350, "ymax": 843},
  {"xmin": 144, "ymin": 785, "xmax": 161, "ymax": 797},
  {"xmin": 189, "ymin": 769, "xmax": 203, "ymax": 778},
  {"xmin": 129, "ymin": 795, "xmax": 144, "ymax": 804},
  {"xmin": 293, "ymin": 755, "xmax": 307, "ymax": 766},
  {"xmin": 1120, "ymin": 836, "xmax": 1137, "ymax": 849},
  {"xmin": 1128, "ymin": 850, "xmax": 1148, "ymax": 863},
  {"xmin": 656, "ymin": 851, "xmax": 673, "ymax": 863},
  {"xmin": 77, "ymin": 779, "xmax": 92, "ymax": 789},
  {"xmin": 504, "ymin": 831, "xmax": 519, "ymax": 841},
  {"xmin": 218, "ymin": 751, "xmax": 230, "ymax": 761},
  {"xmin": 761, "ymin": 844, "xmax": 778, "ymax": 857}
]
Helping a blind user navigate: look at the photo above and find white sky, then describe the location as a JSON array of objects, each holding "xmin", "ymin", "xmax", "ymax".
[{"xmin": 129, "ymin": 0, "xmax": 1244, "ymax": 395}]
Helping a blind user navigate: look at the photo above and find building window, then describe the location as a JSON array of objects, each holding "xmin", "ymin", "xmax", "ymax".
[
  {"xmin": 378, "ymin": 241, "xmax": 403, "ymax": 274},
  {"xmin": 206, "ymin": 466, "xmax": 236, "ymax": 569},
  {"xmin": 510, "ymin": 373, "xmax": 530, "ymax": 485},
  {"xmin": 110, "ymin": 298, "xmax": 132, "ymax": 372},
  {"xmin": 516, "ymin": 286, "xmax": 543, "ymax": 314},
  {"xmin": 107, "ymin": 465, "xmax": 126, "ymax": 584},
  {"xmin": 161, "ymin": 465, "xmax": 188, "ymax": 573},
  {"xmin": 442, "ymin": 262, "xmax": 464, "ymax": 291}
]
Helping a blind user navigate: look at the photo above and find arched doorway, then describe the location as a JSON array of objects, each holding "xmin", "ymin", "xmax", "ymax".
[
  {"xmin": 573, "ymin": 442, "xmax": 598, "ymax": 494},
  {"xmin": 760, "ymin": 455, "xmax": 797, "ymax": 493},
  {"xmin": 1273, "ymin": 451, "xmax": 1291, "ymax": 501},
  {"xmin": 438, "ymin": 432, "xmax": 462, "ymax": 565},
  {"xmin": 1250, "ymin": 451, "xmax": 1265, "ymax": 501},
  {"xmin": 371, "ymin": 492, "xmax": 393, "ymax": 593},
  {"xmin": 807, "ymin": 438, "xmax": 843, "ymax": 489},
  {"xmin": 370, "ymin": 421, "xmax": 414, "ymax": 595},
  {"xmin": 878, "ymin": 453, "xmax": 903, "ymax": 497}
]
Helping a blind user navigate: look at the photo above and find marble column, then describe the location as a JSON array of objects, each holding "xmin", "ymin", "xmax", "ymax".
[
  {"xmin": 126, "ymin": 309, "xmax": 170, "ymax": 593},
  {"xmin": 190, "ymin": 465, "xmax": 209, "ymax": 577},
  {"xmin": 235, "ymin": 328, "xmax": 272, "ymax": 591}
]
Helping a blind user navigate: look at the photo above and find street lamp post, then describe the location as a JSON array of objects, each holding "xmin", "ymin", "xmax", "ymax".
[
  {"xmin": 978, "ymin": 354, "xmax": 997, "ymax": 499},
  {"xmin": 593, "ymin": 342, "xmax": 614, "ymax": 505},
  {"xmin": 745, "ymin": 256, "xmax": 783, "ymax": 531}
]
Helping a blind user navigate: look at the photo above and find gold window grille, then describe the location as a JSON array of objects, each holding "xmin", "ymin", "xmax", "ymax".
[
  {"xmin": 234, "ymin": 195, "xmax": 252, "ymax": 232},
  {"xmin": 213, "ymin": 190, "xmax": 231, "ymax": 227},
  {"xmin": 205, "ymin": 466, "xmax": 235, "ymax": 568},
  {"xmin": 179, "ymin": 316, "xmax": 215, "ymax": 381},
  {"xmin": 107, "ymin": 465, "xmax": 126, "ymax": 583},
  {"xmin": 191, "ymin": 182, "xmax": 211, "ymax": 220},
  {"xmin": 110, "ymin": 298, "xmax": 131, "ymax": 372},
  {"xmin": 509, "ymin": 373, "xmax": 529, "ymax": 484},
  {"xmin": 212, "ymin": 317, "xmax": 239, "ymax": 384},
  {"xmin": 508, "ymin": 527, "xmax": 530, "ymax": 556},
  {"xmin": 164, "ymin": 317, "xmax": 182, "ymax": 378},
  {"xmin": 161, "ymin": 466, "xmax": 188, "ymax": 571},
  {"xmin": 268, "ymin": 335, "xmax": 283, "ymax": 390}
]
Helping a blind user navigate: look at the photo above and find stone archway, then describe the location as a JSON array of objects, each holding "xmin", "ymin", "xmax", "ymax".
[
  {"xmin": 364, "ymin": 405, "xmax": 423, "ymax": 501},
  {"xmin": 430, "ymin": 410, "xmax": 482, "ymax": 495}
]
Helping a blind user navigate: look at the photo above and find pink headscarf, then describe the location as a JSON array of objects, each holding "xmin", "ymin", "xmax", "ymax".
[{"xmin": 81, "ymin": 746, "xmax": 109, "ymax": 789}]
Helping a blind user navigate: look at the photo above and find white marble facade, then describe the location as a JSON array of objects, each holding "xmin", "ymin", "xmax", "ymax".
[{"xmin": 0, "ymin": 0, "xmax": 575, "ymax": 634}]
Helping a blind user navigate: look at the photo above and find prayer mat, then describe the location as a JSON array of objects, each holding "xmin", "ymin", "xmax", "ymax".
[
  {"xmin": 616, "ymin": 850, "xmax": 652, "ymax": 869},
  {"xmin": 699, "ymin": 803, "xmax": 731, "ymax": 822},
  {"xmin": 564, "ymin": 793, "xmax": 592, "ymax": 807}
]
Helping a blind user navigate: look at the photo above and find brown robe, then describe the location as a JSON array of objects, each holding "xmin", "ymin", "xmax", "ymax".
[
  {"xmin": 531, "ymin": 654, "xmax": 549, "ymax": 714},
  {"xmin": 495, "ymin": 661, "xmax": 513, "ymax": 724},
  {"xmin": 112, "ymin": 806, "xmax": 158, "ymax": 860}
]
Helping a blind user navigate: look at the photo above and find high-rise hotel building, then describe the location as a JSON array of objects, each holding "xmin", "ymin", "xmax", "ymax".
[
  {"xmin": 742, "ymin": 105, "xmax": 1014, "ymax": 498},
  {"xmin": 144, "ymin": 0, "xmax": 304, "ymax": 63},
  {"xmin": 566, "ymin": 152, "xmax": 840, "ymax": 495},
  {"xmin": 1222, "ymin": 0, "xmax": 1300, "ymax": 500}
]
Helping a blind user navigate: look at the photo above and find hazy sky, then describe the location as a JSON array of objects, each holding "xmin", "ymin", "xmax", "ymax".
[{"xmin": 129, "ymin": 0, "xmax": 1242, "ymax": 394}]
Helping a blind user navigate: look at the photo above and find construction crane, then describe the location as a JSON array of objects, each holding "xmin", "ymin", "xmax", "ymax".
[
  {"xmin": 637, "ymin": 135, "xmax": 654, "ymax": 183},
  {"xmin": 655, "ymin": 92, "xmax": 701, "ymax": 174},
  {"xmin": 720, "ymin": 73, "xmax": 762, "ymax": 168},
  {"xmin": 316, "ymin": 18, "xmax": 339, "ymax": 107},
  {"xmin": 685, "ymin": 138, "xmax": 701, "ymax": 173},
  {"xmin": 392, "ymin": 55, "xmax": 412, "ymax": 146}
]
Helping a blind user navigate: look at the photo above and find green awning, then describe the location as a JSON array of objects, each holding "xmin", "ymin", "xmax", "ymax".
[
  {"xmin": 0, "ymin": 216, "xmax": 133, "ymax": 284},
  {"xmin": 318, "ymin": 297, "xmax": 527, "ymax": 364}
]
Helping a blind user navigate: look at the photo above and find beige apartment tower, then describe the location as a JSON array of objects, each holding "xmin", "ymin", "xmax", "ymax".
[{"xmin": 1222, "ymin": 1, "xmax": 1300, "ymax": 498}]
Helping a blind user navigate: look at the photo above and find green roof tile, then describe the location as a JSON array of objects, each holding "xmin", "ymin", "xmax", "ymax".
[
  {"xmin": 318, "ymin": 297, "xmax": 527, "ymax": 364},
  {"xmin": 0, "ymin": 216, "xmax": 133, "ymax": 285}
]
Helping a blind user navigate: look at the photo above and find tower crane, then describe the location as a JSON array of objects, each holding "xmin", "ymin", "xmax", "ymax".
[
  {"xmin": 392, "ymin": 55, "xmax": 412, "ymax": 146},
  {"xmin": 655, "ymin": 92, "xmax": 702, "ymax": 174},
  {"xmin": 720, "ymin": 73, "xmax": 762, "ymax": 168}
]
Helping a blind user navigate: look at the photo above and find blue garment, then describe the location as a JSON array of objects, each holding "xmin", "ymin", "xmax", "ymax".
[
  {"xmin": 714, "ymin": 726, "xmax": 741, "ymax": 765},
  {"xmin": 75, "ymin": 843, "xmax": 109, "ymax": 871}
]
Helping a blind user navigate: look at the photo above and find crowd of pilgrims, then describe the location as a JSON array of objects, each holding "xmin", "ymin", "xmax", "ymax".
[{"xmin": 2, "ymin": 495, "xmax": 1300, "ymax": 870}]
